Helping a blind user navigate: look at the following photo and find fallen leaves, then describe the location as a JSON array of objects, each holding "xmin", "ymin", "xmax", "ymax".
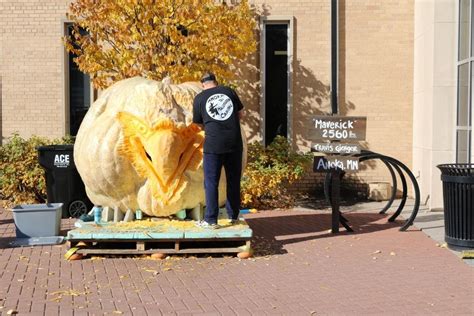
[
  {"xmin": 64, "ymin": 247, "xmax": 79, "ymax": 260},
  {"xmin": 109, "ymin": 220, "xmax": 195, "ymax": 231},
  {"xmin": 49, "ymin": 289, "xmax": 91, "ymax": 303},
  {"xmin": 144, "ymin": 269, "xmax": 159, "ymax": 276},
  {"xmin": 367, "ymin": 250, "xmax": 399, "ymax": 261}
]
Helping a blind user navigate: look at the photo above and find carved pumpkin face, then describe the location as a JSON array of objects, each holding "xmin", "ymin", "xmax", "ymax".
[
  {"xmin": 73, "ymin": 77, "xmax": 236, "ymax": 217},
  {"xmin": 117, "ymin": 112, "xmax": 204, "ymax": 207}
]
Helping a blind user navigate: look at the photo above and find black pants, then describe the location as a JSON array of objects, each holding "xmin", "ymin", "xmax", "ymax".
[{"xmin": 203, "ymin": 152, "xmax": 242, "ymax": 224}]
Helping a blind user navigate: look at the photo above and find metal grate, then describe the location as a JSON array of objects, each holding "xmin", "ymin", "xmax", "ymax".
[{"xmin": 438, "ymin": 164, "xmax": 473, "ymax": 175}]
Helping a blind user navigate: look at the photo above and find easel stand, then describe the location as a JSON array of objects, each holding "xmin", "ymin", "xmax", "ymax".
[{"xmin": 330, "ymin": 169, "xmax": 354, "ymax": 233}]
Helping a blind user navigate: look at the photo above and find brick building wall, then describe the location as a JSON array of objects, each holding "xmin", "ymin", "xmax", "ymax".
[
  {"xmin": 240, "ymin": 0, "xmax": 414, "ymax": 194},
  {"xmin": 0, "ymin": 0, "xmax": 70, "ymax": 143},
  {"xmin": 343, "ymin": 0, "xmax": 414, "ymax": 192}
]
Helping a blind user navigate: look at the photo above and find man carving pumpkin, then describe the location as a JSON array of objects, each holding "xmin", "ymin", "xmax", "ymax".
[{"xmin": 192, "ymin": 72, "xmax": 245, "ymax": 229}]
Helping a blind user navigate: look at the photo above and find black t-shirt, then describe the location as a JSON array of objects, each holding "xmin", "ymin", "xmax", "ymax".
[{"xmin": 192, "ymin": 86, "xmax": 243, "ymax": 154}]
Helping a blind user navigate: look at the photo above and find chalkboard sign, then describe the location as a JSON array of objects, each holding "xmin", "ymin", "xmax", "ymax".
[
  {"xmin": 310, "ymin": 116, "xmax": 367, "ymax": 142},
  {"xmin": 311, "ymin": 142, "xmax": 361, "ymax": 154},
  {"xmin": 313, "ymin": 156, "xmax": 360, "ymax": 173}
]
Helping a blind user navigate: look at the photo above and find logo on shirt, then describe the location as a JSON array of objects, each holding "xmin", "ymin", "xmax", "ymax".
[{"xmin": 205, "ymin": 94, "xmax": 234, "ymax": 121}]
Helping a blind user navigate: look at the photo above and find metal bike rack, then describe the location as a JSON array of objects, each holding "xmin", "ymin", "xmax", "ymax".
[{"xmin": 323, "ymin": 150, "xmax": 420, "ymax": 232}]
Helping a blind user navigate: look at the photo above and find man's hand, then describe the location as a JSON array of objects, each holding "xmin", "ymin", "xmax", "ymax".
[{"xmin": 238, "ymin": 110, "xmax": 244, "ymax": 120}]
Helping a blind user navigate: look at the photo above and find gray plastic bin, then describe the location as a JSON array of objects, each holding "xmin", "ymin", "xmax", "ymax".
[{"xmin": 12, "ymin": 203, "xmax": 63, "ymax": 238}]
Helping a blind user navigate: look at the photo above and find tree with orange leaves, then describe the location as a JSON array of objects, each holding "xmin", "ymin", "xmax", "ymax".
[{"xmin": 65, "ymin": 0, "xmax": 257, "ymax": 89}]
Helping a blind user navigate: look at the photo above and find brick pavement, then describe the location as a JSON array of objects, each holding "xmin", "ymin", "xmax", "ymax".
[{"xmin": 0, "ymin": 207, "xmax": 473, "ymax": 315}]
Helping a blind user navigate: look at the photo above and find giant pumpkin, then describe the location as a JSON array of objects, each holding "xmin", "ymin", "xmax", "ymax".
[{"xmin": 74, "ymin": 77, "xmax": 246, "ymax": 217}]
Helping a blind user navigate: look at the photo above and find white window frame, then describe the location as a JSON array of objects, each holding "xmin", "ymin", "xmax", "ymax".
[{"xmin": 457, "ymin": 0, "xmax": 473, "ymax": 163}]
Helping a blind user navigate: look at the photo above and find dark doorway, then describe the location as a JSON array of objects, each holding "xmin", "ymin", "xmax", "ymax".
[
  {"xmin": 67, "ymin": 24, "xmax": 91, "ymax": 136},
  {"xmin": 264, "ymin": 24, "xmax": 288, "ymax": 146}
]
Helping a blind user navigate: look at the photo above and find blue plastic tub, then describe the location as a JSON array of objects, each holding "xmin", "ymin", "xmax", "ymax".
[{"xmin": 12, "ymin": 203, "xmax": 63, "ymax": 238}]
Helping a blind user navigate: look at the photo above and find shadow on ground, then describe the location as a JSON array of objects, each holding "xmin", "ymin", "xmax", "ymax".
[
  {"xmin": 246, "ymin": 212, "xmax": 403, "ymax": 257},
  {"xmin": 0, "ymin": 218, "xmax": 13, "ymax": 225},
  {"xmin": 295, "ymin": 195, "xmax": 371, "ymax": 210},
  {"xmin": 0, "ymin": 237, "xmax": 15, "ymax": 248}
]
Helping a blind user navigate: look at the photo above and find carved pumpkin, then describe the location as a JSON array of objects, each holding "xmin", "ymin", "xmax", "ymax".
[{"xmin": 74, "ymin": 77, "xmax": 245, "ymax": 217}]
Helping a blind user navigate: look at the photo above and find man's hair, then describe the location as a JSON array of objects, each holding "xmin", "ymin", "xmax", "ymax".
[{"xmin": 200, "ymin": 72, "xmax": 217, "ymax": 83}]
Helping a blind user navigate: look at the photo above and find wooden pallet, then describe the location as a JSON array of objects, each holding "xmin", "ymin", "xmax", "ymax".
[{"xmin": 67, "ymin": 219, "xmax": 252, "ymax": 256}]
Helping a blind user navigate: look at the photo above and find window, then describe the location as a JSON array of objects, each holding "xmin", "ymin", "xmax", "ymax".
[
  {"xmin": 260, "ymin": 17, "xmax": 294, "ymax": 146},
  {"xmin": 66, "ymin": 24, "xmax": 92, "ymax": 136},
  {"xmin": 264, "ymin": 23, "xmax": 289, "ymax": 146},
  {"xmin": 457, "ymin": 0, "xmax": 473, "ymax": 163}
]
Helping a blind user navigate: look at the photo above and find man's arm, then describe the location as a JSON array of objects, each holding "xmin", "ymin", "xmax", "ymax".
[
  {"xmin": 192, "ymin": 96, "xmax": 203, "ymax": 126},
  {"xmin": 231, "ymin": 88, "xmax": 244, "ymax": 120}
]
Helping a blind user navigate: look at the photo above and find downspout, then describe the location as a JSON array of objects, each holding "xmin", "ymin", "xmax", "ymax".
[{"xmin": 331, "ymin": 0, "xmax": 339, "ymax": 115}]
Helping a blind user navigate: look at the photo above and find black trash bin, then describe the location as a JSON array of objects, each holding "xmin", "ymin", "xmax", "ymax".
[
  {"xmin": 437, "ymin": 164, "xmax": 474, "ymax": 248},
  {"xmin": 38, "ymin": 145, "xmax": 92, "ymax": 218}
]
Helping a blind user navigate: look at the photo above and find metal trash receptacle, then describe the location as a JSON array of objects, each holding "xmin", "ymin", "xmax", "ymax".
[
  {"xmin": 37, "ymin": 145, "xmax": 92, "ymax": 218},
  {"xmin": 437, "ymin": 164, "xmax": 474, "ymax": 248}
]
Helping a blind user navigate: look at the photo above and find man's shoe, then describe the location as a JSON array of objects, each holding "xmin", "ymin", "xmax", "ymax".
[{"xmin": 195, "ymin": 220, "xmax": 219, "ymax": 230}]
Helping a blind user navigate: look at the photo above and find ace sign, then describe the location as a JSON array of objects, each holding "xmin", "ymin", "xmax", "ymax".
[{"xmin": 54, "ymin": 154, "xmax": 70, "ymax": 168}]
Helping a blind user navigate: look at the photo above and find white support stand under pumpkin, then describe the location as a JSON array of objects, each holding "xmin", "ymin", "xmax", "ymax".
[
  {"xmin": 123, "ymin": 209, "xmax": 135, "ymax": 222},
  {"xmin": 113, "ymin": 207, "xmax": 124, "ymax": 222},
  {"xmin": 188, "ymin": 203, "xmax": 204, "ymax": 221},
  {"xmin": 102, "ymin": 207, "xmax": 114, "ymax": 222}
]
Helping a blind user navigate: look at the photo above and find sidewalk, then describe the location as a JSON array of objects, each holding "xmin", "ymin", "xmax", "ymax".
[
  {"xmin": 335, "ymin": 199, "xmax": 474, "ymax": 267},
  {"xmin": 0, "ymin": 201, "xmax": 473, "ymax": 315}
]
